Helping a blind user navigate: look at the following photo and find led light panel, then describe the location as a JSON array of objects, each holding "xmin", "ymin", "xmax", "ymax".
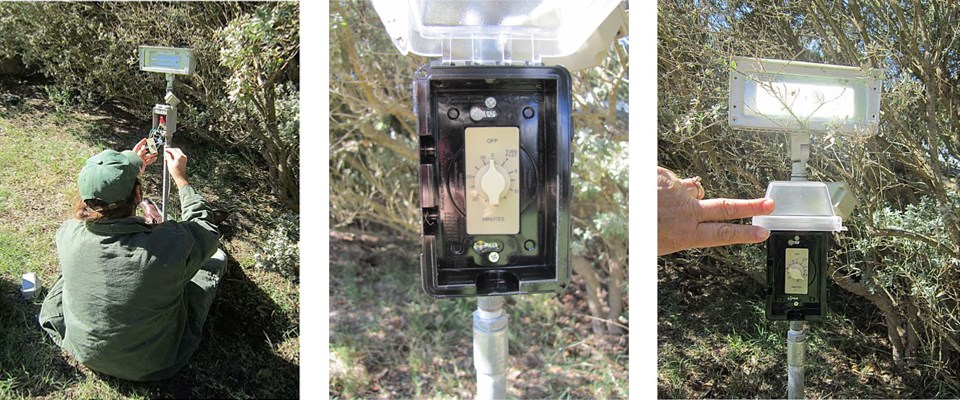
[
  {"xmin": 138, "ymin": 46, "xmax": 196, "ymax": 75},
  {"xmin": 729, "ymin": 56, "xmax": 881, "ymax": 132}
]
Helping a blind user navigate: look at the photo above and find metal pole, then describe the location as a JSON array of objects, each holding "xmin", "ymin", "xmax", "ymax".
[
  {"xmin": 790, "ymin": 131, "xmax": 811, "ymax": 181},
  {"xmin": 161, "ymin": 152, "xmax": 170, "ymax": 221},
  {"xmin": 160, "ymin": 74, "xmax": 175, "ymax": 222},
  {"xmin": 474, "ymin": 295, "xmax": 508, "ymax": 400},
  {"xmin": 787, "ymin": 321, "xmax": 807, "ymax": 399},
  {"xmin": 787, "ymin": 129, "xmax": 809, "ymax": 398}
]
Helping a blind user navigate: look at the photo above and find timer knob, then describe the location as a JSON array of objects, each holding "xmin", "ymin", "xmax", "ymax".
[
  {"xmin": 787, "ymin": 263, "xmax": 804, "ymax": 280},
  {"xmin": 477, "ymin": 159, "xmax": 508, "ymax": 205}
]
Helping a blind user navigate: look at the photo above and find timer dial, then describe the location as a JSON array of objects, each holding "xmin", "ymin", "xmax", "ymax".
[
  {"xmin": 784, "ymin": 248, "xmax": 809, "ymax": 295},
  {"xmin": 465, "ymin": 127, "xmax": 520, "ymax": 235}
]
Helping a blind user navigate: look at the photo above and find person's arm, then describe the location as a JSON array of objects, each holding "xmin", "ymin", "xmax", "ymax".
[
  {"xmin": 658, "ymin": 166, "xmax": 774, "ymax": 256},
  {"xmin": 164, "ymin": 148, "xmax": 219, "ymax": 275}
]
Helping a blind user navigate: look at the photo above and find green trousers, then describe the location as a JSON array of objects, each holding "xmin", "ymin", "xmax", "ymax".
[{"xmin": 39, "ymin": 248, "xmax": 228, "ymax": 381}]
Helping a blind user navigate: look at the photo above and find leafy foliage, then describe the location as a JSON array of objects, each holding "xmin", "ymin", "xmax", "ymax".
[
  {"xmin": 218, "ymin": 2, "xmax": 300, "ymax": 210},
  {"xmin": 329, "ymin": 2, "xmax": 423, "ymax": 237},
  {"xmin": 254, "ymin": 213, "xmax": 300, "ymax": 280},
  {"xmin": 659, "ymin": 0, "xmax": 960, "ymax": 386},
  {"xmin": 329, "ymin": 2, "xmax": 629, "ymax": 336},
  {"xmin": 0, "ymin": 2, "xmax": 299, "ymax": 211}
]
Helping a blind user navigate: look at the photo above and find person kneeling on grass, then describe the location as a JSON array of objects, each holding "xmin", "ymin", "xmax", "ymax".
[{"xmin": 39, "ymin": 140, "xmax": 225, "ymax": 381}]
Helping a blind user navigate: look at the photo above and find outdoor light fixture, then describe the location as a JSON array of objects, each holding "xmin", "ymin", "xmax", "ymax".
[
  {"xmin": 728, "ymin": 56, "xmax": 881, "ymax": 132},
  {"xmin": 730, "ymin": 56, "xmax": 882, "ymax": 398},
  {"xmin": 138, "ymin": 45, "xmax": 194, "ymax": 221},
  {"xmin": 138, "ymin": 46, "xmax": 196, "ymax": 75},
  {"xmin": 729, "ymin": 56, "xmax": 880, "ymax": 321}
]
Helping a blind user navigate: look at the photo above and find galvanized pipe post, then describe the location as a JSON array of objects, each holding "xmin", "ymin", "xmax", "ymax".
[
  {"xmin": 786, "ymin": 130, "xmax": 809, "ymax": 399},
  {"xmin": 787, "ymin": 320, "xmax": 807, "ymax": 399},
  {"xmin": 160, "ymin": 73, "xmax": 175, "ymax": 221},
  {"xmin": 790, "ymin": 131, "xmax": 811, "ymax": 181},
  {"xmin": 160, "ymin": 146, "xmax": 170, "ymax": 220},
  {"xmin": 474, "ymin": 295, "xmax": 508, "ymax": 400}
]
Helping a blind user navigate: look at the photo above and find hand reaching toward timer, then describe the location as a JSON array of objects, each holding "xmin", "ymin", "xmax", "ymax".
[{"xmin": 658, "ymin": 166, "xmax": 776, "ymax": 255}]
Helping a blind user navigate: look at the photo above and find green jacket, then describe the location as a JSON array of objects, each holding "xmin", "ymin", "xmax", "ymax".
[{"xmin": 40, "ymin": 185, "xmax": 219, "ymax": 381}]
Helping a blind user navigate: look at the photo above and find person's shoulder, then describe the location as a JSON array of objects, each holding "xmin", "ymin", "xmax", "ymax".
[
  {"xmin": 55, "ymin": 218, "xmax": 86, "ymax": 243},
  {"xmin": 148, "ymin": 220, "xmax": 193, "ymax": 237},
  {"xmin": 58, "ymin": 218, "xmax": 81, "ymax": 231}
]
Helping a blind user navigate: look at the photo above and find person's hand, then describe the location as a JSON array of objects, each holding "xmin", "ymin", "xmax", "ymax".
[
  {"xmin": 164, "ymin": 147, "xmax": 190, "ymax": 188},
  {"xmin": 139, "ymin": 199, "xmax": 162, "ymax": 224},
  {"xmin": 658, "ymin": 166, "xmax": 775, "ymax": 256},
  {"xmin": 133, "ymin": 138, "xmax": 158, "ymax": 173}
]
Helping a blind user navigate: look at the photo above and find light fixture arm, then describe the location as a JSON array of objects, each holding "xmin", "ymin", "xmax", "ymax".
[
  {"xmin": 165, "ymin": 73, "xmax": 175, "ymax": 94},
  {"xmin": 790, "ymin": 130, "xmax": 811, "ymax": 181}
]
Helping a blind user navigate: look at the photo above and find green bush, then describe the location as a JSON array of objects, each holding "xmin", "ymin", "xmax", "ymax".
[
  {"xmin": 0, "ymin": 2, "xmax": 299, "ymax": 211},
  {"xmin": 659, "ymin": 0, "xmax": 960, "ymax": 375},
  {"xmin": 254, "ymin": 213, "xmax": 300, "ymax": 280},
  {"xmin": 218, "ymin": 3, "xmax": 299, "ymax": 209},
  {"xmin": 329, "ymin": 2, "xmax": 629, "ymax": 335},
  {"xmin": 329, "ymin": 2, "xmax": 425, "ymax": 237}
]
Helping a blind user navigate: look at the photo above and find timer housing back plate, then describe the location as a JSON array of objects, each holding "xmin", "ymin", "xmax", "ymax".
[
  {"xmin": 416, "ymin": 63, "xmax": 572, "ymax": 298},
  {"xmin": 765, "ymin": 231, "xmax": 829, "ymax": 321}
]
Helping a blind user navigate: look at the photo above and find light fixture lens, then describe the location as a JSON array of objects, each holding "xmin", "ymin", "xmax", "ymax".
[{"xmin": 748, "ymin": 80, "xmax": 855, "ymax": 120}]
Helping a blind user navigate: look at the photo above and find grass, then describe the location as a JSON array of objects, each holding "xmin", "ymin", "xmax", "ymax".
[
  {"xmin": 328, "ymin": 231, "xmax": 628, "ymax": 399},
  {"xmin": 658, "ymin": 256, "xmax": 960, "ymax": 399},
  {"xmin": 0, "ymin": 84, "xmax": 299, "ymax": 398}
]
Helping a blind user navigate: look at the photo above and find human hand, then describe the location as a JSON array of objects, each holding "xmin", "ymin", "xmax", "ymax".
[
  {"xmin": 658, "ymin": 166, "xmax": 775, "ymax": 256},
  {"xmin": 133, "ymin": 138, "xmax": 158, "ymax": 173},
  {"xmin": 139, "ymin": 199, "xmax": 162, "ymax": 224},
  {"xmin": 163, "ymin": 147, "xmax": 189, "ymax": 188}
]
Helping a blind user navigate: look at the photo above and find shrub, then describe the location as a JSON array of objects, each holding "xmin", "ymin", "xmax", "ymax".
[
  {"xmin": 0, "ymin": 2, "xmax": 299, "ymax": 211},
  {"xmin": 659, "ymin": 0, "xmax": 960, "ymax": 372},
  {"xmin": 254, "ymin": 213, "xmax": 300, "ymax": 280}
]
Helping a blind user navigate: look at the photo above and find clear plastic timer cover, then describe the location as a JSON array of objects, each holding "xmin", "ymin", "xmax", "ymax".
[{"xmin": 752, "ymin": 181, "xmax": 844, "ymax": 232}]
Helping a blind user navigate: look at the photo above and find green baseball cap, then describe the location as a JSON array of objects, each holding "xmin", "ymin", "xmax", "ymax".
[{"xmin": 78, "ymin": 150, "xmax": 143, "ymax": 206}]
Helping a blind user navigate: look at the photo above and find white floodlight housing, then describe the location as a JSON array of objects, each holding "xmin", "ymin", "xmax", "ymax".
[
  {"xmin": 138, "ymin": 46, "xmax": 196, "ymax": 75},
  {"xmin": 728, "ymin": 57, "xmax": 881, "ymax": 133},
  {"xmin": 371, "ymin": 0, "xmax": 626, "ymax": 70}
]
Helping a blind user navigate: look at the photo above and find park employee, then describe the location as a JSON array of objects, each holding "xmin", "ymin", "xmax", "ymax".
[{"xmin": 39, "ymin": 140, "xmax": 224, "ymax": 381}]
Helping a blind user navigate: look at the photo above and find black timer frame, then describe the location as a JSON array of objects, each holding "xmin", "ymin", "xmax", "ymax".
[
  {"xmin": 415, "ymin": 63, "xmax": 573, "ymax": 298},
  {"xmin": 765, "ymin": 231, "xmax": 829, "ymax": 320}
]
